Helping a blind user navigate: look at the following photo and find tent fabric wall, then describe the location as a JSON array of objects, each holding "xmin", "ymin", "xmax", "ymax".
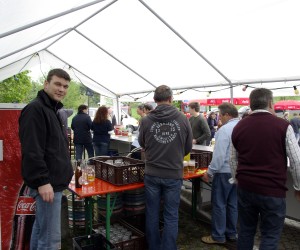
[{"xmin": 1, "ymin": 0, "xmax": 300, "ymax": 101}]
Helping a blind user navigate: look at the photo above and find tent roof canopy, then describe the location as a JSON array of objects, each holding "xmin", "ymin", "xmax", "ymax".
[{"xmin": 1, "ymin": 0, "xmax": 300, "ymax": 101}]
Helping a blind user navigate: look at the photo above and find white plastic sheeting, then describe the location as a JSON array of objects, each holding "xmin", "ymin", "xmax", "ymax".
[{"xmin": 1, "ymin": 0, "xmax": 300, "ymax": 101}]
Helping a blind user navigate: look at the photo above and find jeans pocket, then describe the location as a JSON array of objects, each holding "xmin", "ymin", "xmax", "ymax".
[{"xmin": 29, "ymin": 188, "xmax": 39, "ymax": 199}]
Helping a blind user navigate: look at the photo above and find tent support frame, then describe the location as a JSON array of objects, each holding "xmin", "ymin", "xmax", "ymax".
[
  {"xmin": 46, "ymin": 49, "xmax": 117, "ymax": 97},
  {"xmin": 0, "ymin": 0, "xmax": 108, "ymax": 39},
  {"xmin": 75, "ymin": 29, "xmax": 157, "ymax": 89}
]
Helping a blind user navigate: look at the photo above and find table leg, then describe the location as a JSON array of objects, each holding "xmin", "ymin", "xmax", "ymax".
[
  {"xmin": 84, "ymin": 197, "xmax": 93, "ymax": 235},
  {"xmin": 106, "ymin": 193, "xmax": 111, "ymax": 242},
  {"xmin": 191, "ymin": 178, "xmax": 200, "ymax": 218},
  {"xmin": 72, "ymin": 193, "xmax": 75, "ymax": 235}
]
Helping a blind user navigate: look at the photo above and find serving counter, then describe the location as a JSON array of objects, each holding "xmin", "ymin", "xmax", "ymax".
[
  {"xmin": 109, "ymin": 134, "xmax": 137, "ymax": 156},
  {"xmin": 110, "ymin": 135, "xmax": 214, "ymax": 155}
]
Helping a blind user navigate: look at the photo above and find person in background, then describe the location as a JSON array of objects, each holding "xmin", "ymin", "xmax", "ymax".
[
  {"xmin": 92, "ymin": 106, "xmax": 113, "ymax": 156},
  {"xmin": 138, "ymin": 85, "xmax": 193, "ymax": 250},
  {"xmin": 19, "ymin": 68, "xmax": 73, "ymax": 249},
  {"xmin": 206, "ymin": 111, "xmax": 218, "ymax": 145},
  {"xmin": 283, "ymin": 112, "xmax": 289, "ymax": 122},
  {"xmin": 144, "ymin": 103, "xmax": 154, "ymax": 115},
  {"xmin": 290, "ymin": 113, "xmax": 300, "ymax": 142},
  {"xmin": 202, "ymin": 103, "xmax": 239, "ymax": 245},
  {"xmin": 108, "ymin": 106, "xmax": 117, "ymax": 127},
  {"xmin": 188, "ymin": 102, "xmax": 211, "ymax": 145},
  {"xmin": 230, "ymin": 88, "xmax": 300, "ymax": 249},
  {"xmin": 71, "ymin": 104, "xmax": 94, "ymax": 160},
  {"xmin": 130, "ymin": 103, "xmax": 152, "ymax": 159},
  {"xmin": 57, "ymin": 108, "xmax": 73, "ymax": 137},
  {"xmin": 137, "ymin": 104, "xmax": 146, "ymax": 123},
  {"xmin": 241, "ymin": 109, "xmax": 251, "ymax": 119}
]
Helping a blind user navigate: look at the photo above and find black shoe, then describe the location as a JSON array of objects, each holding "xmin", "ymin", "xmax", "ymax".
[{"xmin": 226, "ymin": 236, "xmax": 237, "ymax": 242}]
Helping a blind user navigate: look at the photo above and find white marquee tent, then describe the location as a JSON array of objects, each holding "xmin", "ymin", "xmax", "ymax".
[{"xmin": 1, "ymin": 0, "xmax": 300, "ymax": 102}]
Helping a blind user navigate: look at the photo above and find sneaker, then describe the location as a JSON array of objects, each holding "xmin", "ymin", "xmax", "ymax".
[
  {"xmin": 201, "ymin": 235, "xmax": 226, "ymax": 244},
  {"xmin": 226, "ymin": 234, "xmax": 238, "ymax": 242},
  {"xmin": 226, "ymin": 237, "xmax": 237, "ymax": 242}
]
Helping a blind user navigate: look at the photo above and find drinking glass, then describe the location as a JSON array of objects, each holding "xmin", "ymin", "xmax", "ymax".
[
  {"xmin": 80, "ymin": 160, "xmax": 89, "ymax": 185},
  {"xmin": 86, "ymin": 164, "xmax": 95, "ymax": 183},
  {"xmin": 188, "ymin": 160, "xmax": 196, "ymax": 173}
]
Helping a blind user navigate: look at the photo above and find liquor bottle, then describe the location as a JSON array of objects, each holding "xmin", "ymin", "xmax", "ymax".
[
  {"xmin": 10, "ymin": 183, "xmax": 36, "ymax": 250},
  {"xmin": 75, "ymin": 160, "xmax": 82, "ymax": 188}
]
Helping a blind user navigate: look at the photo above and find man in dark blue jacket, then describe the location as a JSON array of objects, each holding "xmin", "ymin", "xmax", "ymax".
[
  {"xmin": 71, "ymin": 105, "xmax": 94, "ymax": 160},
  {"xmin": 19, "ymin": 68, "xmax": 73, "ymax": 249}
]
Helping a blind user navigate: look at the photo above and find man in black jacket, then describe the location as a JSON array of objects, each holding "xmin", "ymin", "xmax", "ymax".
[
  {"xmin": 71, "ymin": 104, "xmax": 94, "ymax": 160},
  {"xmin": 19, "ymin": 68, "xmax": 73, "ymax": 250}
]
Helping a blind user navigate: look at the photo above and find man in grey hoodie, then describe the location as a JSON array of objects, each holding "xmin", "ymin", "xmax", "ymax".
[{"xmin": 139, "ymin": 85, "xmax": 193, "ymax": 250}]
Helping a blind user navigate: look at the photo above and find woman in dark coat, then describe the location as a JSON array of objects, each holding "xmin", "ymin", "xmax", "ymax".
[{"xmin": 92, "ymin": 106, "xmax": 113, "ymax": 156}]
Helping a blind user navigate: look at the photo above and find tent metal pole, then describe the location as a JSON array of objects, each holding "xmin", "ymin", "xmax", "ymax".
[
  {"xmin": 75, "ymin": 29, "xmax": 157, "ymax": 89},
  {"xmin": 45, "ymin": 49, "xmax": 117, "ymax": 97},
  {"xmin": 0, "ymin": 29, "xmax": 72, "ymax": 61},
  {"xmin": 138, "ymin": 0, "xmax": 232, "ymax": 86},
  {"xmin": 117, "ymin": 77, "xmax": 300, "ymax": 96},
  {"xmin": 45, "ymin": 0, "xmax": 119, "ymax": 51},
  {"xmin": 0, "ymin": 0, "xmax": 108, "ymax": 39},
  {"xmin": 230, "ymin": 86, "xmax": 234, "ymax": 103},
  {"xmin": 116, "ymin": 96, "xmax": 120, "ymax": 125}
]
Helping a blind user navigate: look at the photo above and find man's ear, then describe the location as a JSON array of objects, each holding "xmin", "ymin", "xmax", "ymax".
[
  {"xmin": 268, "ymin": 100, "xmax": 273, "ymax": 109},
  {"xmin": 44, "ymin": 80, "xmax": 49, "ymax": 90}
]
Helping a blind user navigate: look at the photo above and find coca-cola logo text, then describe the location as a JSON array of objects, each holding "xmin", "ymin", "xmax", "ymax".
[{"xmin": 16, "ymin": 196, "xmax": 36, "ymax": 215}]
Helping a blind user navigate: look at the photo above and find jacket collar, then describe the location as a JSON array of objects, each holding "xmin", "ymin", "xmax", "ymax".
[{"xmin": 38, "ymin": 90, "xmax": 63, "ymax": 111}]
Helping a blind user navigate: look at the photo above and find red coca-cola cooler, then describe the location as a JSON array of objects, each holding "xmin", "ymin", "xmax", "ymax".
[{"xmin": 0, "ymin": 103, "xmax": 35, "ymax": 250}]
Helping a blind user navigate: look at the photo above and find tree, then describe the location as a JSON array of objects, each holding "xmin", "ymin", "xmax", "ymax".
[
  {"xmin": 0, "ymin": 71, "xmax": 32, "ymax": 103},
  {"xmin": 62, "ymin": 81, "xmax": 87, "ymax": 109},
  {"xmin": 22, "ymin": 79, "xmax": 44, "ymax": 103}
]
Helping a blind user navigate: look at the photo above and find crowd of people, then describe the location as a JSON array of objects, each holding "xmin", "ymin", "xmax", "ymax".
[{"xmin": 18, "ymin": 68, "xmax": 300, "ymax": 250}]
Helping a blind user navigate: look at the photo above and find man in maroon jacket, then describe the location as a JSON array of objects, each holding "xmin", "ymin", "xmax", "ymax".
[{"xmin": 230, "ymin": 88, "xmax": 300, "ymax": 250}]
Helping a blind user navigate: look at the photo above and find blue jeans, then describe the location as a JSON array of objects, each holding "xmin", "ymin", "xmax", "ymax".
[
  {"xmin": 93, "ymin": 142, "xmax": 109, "ymax": 156},
  {"xmin": 211, "ymin": 173, "xmax": 237, "ymax": 242},
  {"xmin": 29, "ymin": 189, "xmax": 62, "ymax": 250},
  {"xmin": 237, "ymin": 188, "xmax": 286, "ymax": 250},
  {"xmin": 74, "ymin": 143, "xmax": 94, "ymax": 160},
  {"xmin": 144, "ymin": 175, "xmax": 182, "ymax": 250}
]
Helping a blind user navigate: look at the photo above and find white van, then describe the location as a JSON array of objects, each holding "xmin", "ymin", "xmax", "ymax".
[
  {"xmin": 88, "ymin": 107, "xmax": 138, "ymax": 128},
  {"xmin": 88, "ymin": 107, "xmax": 98, "ymax": 121}
]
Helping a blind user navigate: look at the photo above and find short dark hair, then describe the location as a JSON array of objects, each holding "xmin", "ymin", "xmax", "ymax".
[
  {"xmin": 218, "ymin": 102, "xmax": 238, "ymax": 118},
  {"xmin": 137, "ymin": 104, "xmax": 144, "ymax": 110},
  {"xmin": 78, "ymin": 104, "xmax": 88, "ymax": 113},
  {"xmin": 154, "ymin": 85, "xmax": 173, "ymax": 102},
  {"xmin": 144, "ymin": 103, "xmax": 153, "ymax": 112},
  {"xmin": 188, "ymin": 102, "xmax": 200, "ymax": 112},
  {"xmin": 250, "ymin": 88, "xmax": 273, "ymax": 111},
  {"xmin": 46, "ymin": 68, "xmax": 71, "ymax": 82}
]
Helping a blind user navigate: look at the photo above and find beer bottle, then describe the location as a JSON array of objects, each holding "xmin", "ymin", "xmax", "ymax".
[{"xmin": 75, "ymin": 160, "xmax": 82, "ymax": 188}]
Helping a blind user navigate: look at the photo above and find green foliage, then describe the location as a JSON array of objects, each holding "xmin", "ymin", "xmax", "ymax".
[
  {"xmin": 274, "ymin": 96, "xmax": 300, "ymax": 102},
  {"xmin": 62, "ymin": 82, "xmax": 87, "ymax": 109},
  {"xmin": 173, "ymin": 100, "xmax": 181, "ymax": 110},
  {"xmin": 22, "ymin": 80, "xmax": 43, "ymax": 103},
  {"xmin": 0, "ymin": 71, "xmax": 32, "ymax": 103}
]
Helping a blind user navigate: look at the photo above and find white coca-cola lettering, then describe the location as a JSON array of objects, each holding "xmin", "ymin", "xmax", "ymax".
[{"xmin": 17, "ymin": 197, "xmax": 36, "ymax": 212}]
